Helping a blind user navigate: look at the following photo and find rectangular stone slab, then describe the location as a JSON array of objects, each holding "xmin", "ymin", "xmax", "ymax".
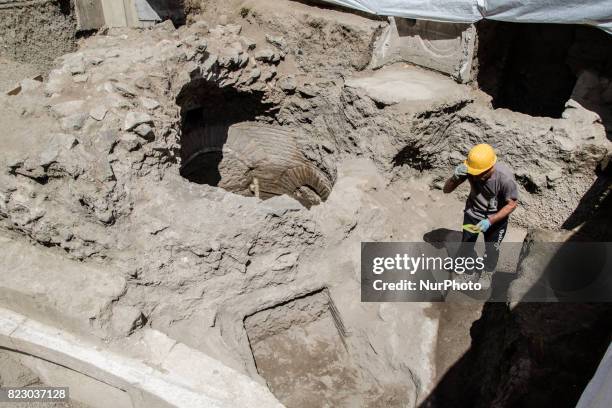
[
  {"xmin": 0, "ymin": 236, "xmax": 126, "ymax": 336},
  {"xmin": 371, "ymin": 17, "xmax": 476, "ymax": 83}
]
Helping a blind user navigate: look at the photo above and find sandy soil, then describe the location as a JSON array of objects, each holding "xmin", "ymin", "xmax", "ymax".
[{"xmin": 0, "ymin": 57, "xmax": 40, "ymax": 93}]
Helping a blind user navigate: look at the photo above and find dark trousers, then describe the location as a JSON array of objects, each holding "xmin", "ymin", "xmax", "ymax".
[{"xmin": 459, "ymin": 212, "xmax": 508, "ymax": 272}]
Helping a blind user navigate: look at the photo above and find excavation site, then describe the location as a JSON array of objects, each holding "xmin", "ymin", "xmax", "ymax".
[{"xmin": 0, "ymin": 0, "xmax": 611, "ymax": 407}]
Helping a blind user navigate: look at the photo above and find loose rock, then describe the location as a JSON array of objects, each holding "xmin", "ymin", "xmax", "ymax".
[
  {"xmin": 90, "ymin": 106, "xmax": 108, "ymax": 121},
  {"xmin": 124, "ymin": 112, "xmax": 153, "ymax": 131}
]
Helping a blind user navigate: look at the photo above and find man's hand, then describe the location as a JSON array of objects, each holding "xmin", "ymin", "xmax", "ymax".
[
  {"xmin": 444, "ymin": 164, "xmax": 468, "ymax": 193},
  {"xmin": 454, "ymin": 163, "xmax": 468, "ymax": 179},
  {"xmin": 476, "ymin": 218, "xmax": 491, "ymax": 232}
]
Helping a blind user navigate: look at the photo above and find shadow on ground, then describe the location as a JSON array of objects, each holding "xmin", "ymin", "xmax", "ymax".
[{"xmin": 419, "ymin": 164, "xmax": 612, "ymax": 408}]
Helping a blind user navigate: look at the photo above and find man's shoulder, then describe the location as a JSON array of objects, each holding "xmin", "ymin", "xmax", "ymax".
[{"xmin": 493, "ymin": 162, "xmax": 518, "ymax": 193}]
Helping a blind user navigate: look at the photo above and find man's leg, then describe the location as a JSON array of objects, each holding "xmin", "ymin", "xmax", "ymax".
[
  {"xmin": 482, "ymin": 217, "xmax": 509, "ymax": 272},
  {"xmin": 457, "ymin": 213, "xmax": 479, "ymax": 274}
]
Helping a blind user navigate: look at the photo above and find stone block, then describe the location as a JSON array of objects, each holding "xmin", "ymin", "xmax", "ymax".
[
  {"xmin": 0, "ymin": 238, "xmax": 126, "ymax": 336},
  {"xmin": 371, "ymin": 17, "xmax": 476, "ymax": 83},
  {"xmin": 75, "ymin": 0, "xmax": 105, "ymax": 30}
]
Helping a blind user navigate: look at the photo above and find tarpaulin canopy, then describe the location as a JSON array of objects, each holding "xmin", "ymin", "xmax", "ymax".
[{"xmin": 320, "ymin": 0, "xmax": 612, "ymax": 34}]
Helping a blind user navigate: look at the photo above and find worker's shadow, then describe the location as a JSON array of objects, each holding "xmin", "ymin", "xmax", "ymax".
[{"xmin": 423, "ymin": 228, "xmax": 463, "ymax": 257}]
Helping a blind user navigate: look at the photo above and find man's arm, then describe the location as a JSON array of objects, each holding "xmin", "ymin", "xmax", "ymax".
[
  {"xmin": 443, "ymin": 176, "xmax": 465, "ymax": 193},
  {"xmin": 488, "ymin": 199, "xmax": 518, "ymax": 224},
  {"xmin": 488, "ymin": 175, "xmax": 519, "ymax": 225}
]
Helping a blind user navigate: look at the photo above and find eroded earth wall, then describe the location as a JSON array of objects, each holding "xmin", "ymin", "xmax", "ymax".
[{"xmin": 0, "ymin": 0, "xmax": 611, "ymax": 407}]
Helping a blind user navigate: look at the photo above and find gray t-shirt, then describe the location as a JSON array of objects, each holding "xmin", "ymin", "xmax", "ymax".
[{"xmin": 463, "ymin": 162, "xmax": 519, "ymax": 218}]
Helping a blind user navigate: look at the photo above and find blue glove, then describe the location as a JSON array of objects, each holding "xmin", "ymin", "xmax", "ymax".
[
  {"xmin": 477, "ymin": 218, "xmax": 491, "ymax": 232},
  {"xmin": 454, "ymin": 163, "xmax": 468, "ymax": 179}
]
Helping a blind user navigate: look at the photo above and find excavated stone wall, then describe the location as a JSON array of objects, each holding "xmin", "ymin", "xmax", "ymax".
[{"xmin": 0, "ymin": 0, "xmax": 611, "ymax": 407}]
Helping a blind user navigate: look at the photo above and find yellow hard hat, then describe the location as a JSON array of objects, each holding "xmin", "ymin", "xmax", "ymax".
[{"xmin": 464, "ymin": 144, "xmax": 497, "ymax": 175}]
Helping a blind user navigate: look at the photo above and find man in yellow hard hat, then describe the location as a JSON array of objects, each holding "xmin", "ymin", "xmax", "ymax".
[{"xmin": 443, "ymin": 143, "xmax": 518, "ymax": 286}]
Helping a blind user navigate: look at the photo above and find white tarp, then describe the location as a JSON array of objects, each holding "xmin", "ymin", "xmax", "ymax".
[{"xmin": 321, "ymin": 0, "xmax": 612, "ymax": 34}]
